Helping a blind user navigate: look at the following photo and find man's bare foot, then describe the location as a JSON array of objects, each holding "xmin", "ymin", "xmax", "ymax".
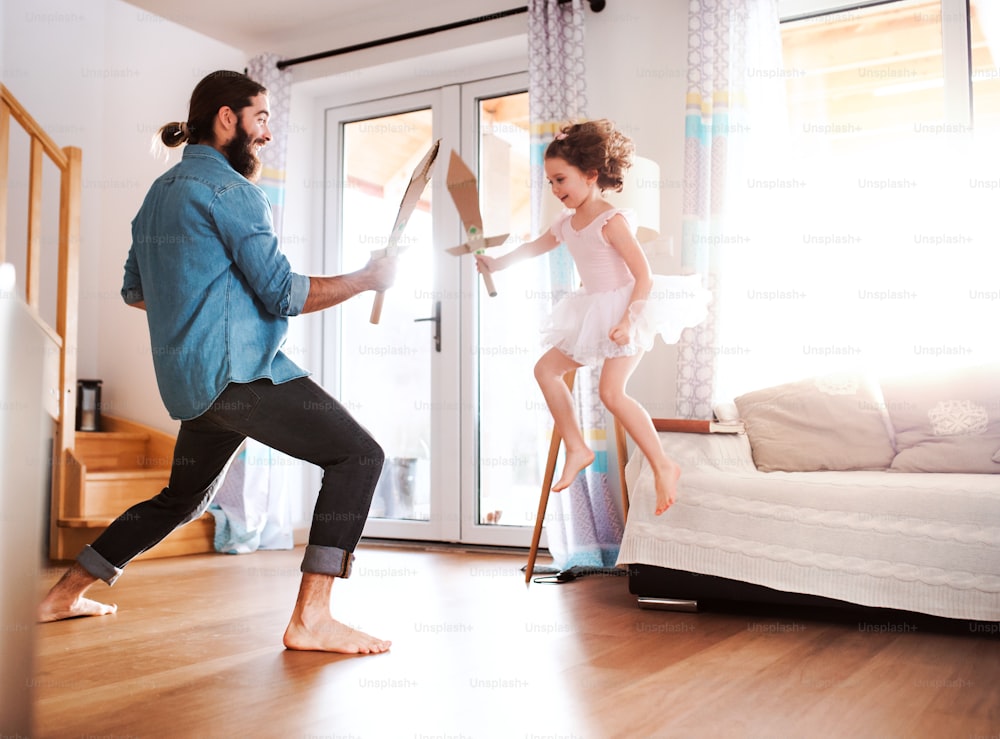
[
  {"xmin": 285, "ymin": 571, "xmax": 390, "ymax": 655},
  {"xmin": 38, "ymin": 563, "xmax": 117, "ymax": 623},
  {"xmin": 653, "ymin": 460, "xmax": 682, "ymax": 515},
  {"xmin": 552, "ymin": 446, "xmax": 596, "ymax": 492},
  {"xmin": 38, "ymin": 596, "xmax": 117, "ymax": 623},
  {"xmin": 283, "ymin": 618, "xmax": 391, "ymax": 654}
]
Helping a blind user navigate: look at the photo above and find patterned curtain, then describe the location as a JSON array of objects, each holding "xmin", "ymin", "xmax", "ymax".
[
  {"xmin": 209, "ymin": 54, "xmax": 295, "ymax": 553},
  {"xmin": 675, "ymin": 0, "xmax": 783, "ymax": 418},
  {"xmin": 529, "ymin": 0, "xmax": 623, "ymax": 571},
  {"xmin": 247, "ymin": 53, "xmax": 292, "ymax": 236}
]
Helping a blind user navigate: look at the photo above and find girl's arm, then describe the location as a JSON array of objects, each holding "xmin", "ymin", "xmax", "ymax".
[
  {"xmin": 475, "ymin": 229, "xmax": 560, "ymax": 275},
  {"xmin": 603, "ymin": 213, "xmax": 654, "ymax": 345}
]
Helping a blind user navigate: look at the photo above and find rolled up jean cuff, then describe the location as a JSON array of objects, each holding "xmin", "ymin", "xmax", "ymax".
[
  {"xmin": 77, "ymin": 544, "xmax": 124, "ymax": 586},
  {"xmin": 300, "ymin": 544, "xmax": 354, "ymax": 578}
]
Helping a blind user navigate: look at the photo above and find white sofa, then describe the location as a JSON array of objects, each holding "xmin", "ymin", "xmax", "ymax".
[{"xmin": 617, "ymin": 367, "xmax": 1000, "ymax": 623}]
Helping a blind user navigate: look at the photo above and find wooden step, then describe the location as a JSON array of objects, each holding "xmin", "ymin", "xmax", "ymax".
[
  {"xmin": 70, "ymin": 468, "xmax": 172, "ymax": 519},
  {"xmin": 94, "ymin": 414, "xmax": 177, "ymax": 468},
  {"xmin": 54, "ymin": 512, "xmax": 216, "ymax": 561},
  {"xmin": 75, "ymin": 430, "xmax": 167, "ymax": 472},
  {"xmin": 52, "ymin": 414, "xmax": 215, "ymax": 562}
]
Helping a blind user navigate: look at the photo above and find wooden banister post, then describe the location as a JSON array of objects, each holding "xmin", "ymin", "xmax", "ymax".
[
  {"xmin": 50, "ymin": 145, "xmax": 81, "ymax": 557},
  {"xmin": 26, "ymin": 138, "xmax": 44, "ymax": 309}
]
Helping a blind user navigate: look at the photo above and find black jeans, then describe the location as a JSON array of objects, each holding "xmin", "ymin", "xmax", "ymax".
[{"xmin": 79, "ymin": 377, "xmax": 384, "ymax": 585}]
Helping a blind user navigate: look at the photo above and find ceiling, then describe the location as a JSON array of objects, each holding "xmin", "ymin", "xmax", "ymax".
[{"xmin": 120, "ymin": 0, "xmax": 520, "ymax": 60}]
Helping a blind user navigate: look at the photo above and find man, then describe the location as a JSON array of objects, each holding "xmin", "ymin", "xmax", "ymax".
[{"xmin": 38, "ymin": 70, "xmax": 394, "ymax": 655}]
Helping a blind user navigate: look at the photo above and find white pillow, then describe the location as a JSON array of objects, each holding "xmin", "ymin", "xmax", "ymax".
[
  {"xmin": 734, "ymin": 373, "xmax": 895, "ymax": 472},
  {"xmin": 882, "ymin": 364, "xmax": 1000, "ymax": 474}
]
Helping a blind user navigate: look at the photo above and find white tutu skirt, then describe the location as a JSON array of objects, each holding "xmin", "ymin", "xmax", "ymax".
[{"xmin": 541, "ymin": 274, "xmax": 712, "ymax": 366}]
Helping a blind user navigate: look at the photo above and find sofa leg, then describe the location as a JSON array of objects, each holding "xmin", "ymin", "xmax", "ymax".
[{"xmin": 637, "ymin": 597, "xmax": 699, "ymax": 612}]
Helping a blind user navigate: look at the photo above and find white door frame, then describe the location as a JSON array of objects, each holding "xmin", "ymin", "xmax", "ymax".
[
  {"xmin": 455, "ymin": 72, "xmax": 544, "ymax": 548},
  {"xmin": 318, "ymin": 73, "xmax": 544, "ymax": 548},
  {"xmin": 320, "ymin": 88, "xmax": 463, "ymax": 542}
]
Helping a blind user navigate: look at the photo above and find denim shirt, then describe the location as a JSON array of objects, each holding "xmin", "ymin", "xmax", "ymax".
[{"xmin": 121, "ymin": 145, "xmax": 311, "ymax": 420}]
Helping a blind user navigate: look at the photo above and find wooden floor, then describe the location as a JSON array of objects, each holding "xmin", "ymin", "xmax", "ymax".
[{"xmin": 31, "ymin": 543, "xmax": 1000, "ymax": 738}]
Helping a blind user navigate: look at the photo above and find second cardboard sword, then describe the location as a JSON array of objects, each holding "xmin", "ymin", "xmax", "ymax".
[{"xmin": 444, "ymin": 150, "xmax": 509, "ymax": 297}]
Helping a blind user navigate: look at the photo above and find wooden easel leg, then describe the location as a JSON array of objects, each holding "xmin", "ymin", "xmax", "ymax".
[
  {"xmin": 614, "ymin": 416, "xmax": 630, "ymax": 521},
  {"xmin": 525, "ymin": 429, "xmax": 561, "ymax": 585},
  {"xmin": 524, "ymin": 370, "xmax": 576, "ymax": 585}
]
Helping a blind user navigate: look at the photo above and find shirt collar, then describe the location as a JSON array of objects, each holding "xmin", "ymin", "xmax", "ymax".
[{"xmin": 182, "ymin": 144, "xmax": 233, "ymax": 168}]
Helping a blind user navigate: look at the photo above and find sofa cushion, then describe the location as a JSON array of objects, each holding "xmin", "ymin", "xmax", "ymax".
[
  {"xmin": 734, "ymin": 373, "xmax": 895, "ymax": 472},
  {"xmin": 881, "ymin": 363, "xmax": 1000, "ymax": 473}
]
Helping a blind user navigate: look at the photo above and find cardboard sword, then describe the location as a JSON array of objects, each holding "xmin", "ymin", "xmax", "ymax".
[
  {"xmin": 369, "ymin": 139, "xmax": 441, "ymax": 324},
  {"xmin": 444, "ymin": 150, "xmax": 509, "ymax": 297}
]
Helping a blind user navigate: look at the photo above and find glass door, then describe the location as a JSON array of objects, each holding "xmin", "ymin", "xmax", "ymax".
[
  {"xmin": 323, "ymin": 89, "xmax": 462, "ymax": 541},
  {"xmin": 457, "ymin": 74, "xmax": 552, "ymax": 547},
  {"xmin": 323, "ymin": 75, "xmax": 549, "ymax": 547}
]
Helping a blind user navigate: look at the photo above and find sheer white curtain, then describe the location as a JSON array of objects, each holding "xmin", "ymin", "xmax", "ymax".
[
  {"xmin": 709, "ymin": 3, "xmax": 1000, "ymax": 403},
  {"xmin": 210, "ymin": 54, "xmax": 295, "ymax": 553},
  {"xmin": 675, "ymin": 0, "xmax": 786, "ymax": 417}
]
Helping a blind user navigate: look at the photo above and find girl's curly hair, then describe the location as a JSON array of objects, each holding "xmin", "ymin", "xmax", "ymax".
[{"xmin": 544, "ymin": 119, "xmax": 634, "ymax": 192}]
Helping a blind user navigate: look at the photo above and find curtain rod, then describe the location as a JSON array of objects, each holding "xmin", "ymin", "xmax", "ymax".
[{"xmin": 276, "ymin": 0, "xmax": 606, "ymax": 70}]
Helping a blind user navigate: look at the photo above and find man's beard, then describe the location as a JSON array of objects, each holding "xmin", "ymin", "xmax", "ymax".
[{"xmin": 223, "ymin": 123, "xmax": 263, "ymax": 181}]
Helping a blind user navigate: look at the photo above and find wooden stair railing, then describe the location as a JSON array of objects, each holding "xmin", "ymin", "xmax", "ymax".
[
  {"xmin": 1, "ymin": 82, "xmax": 80, "ymax": 561},
  {"xmin": 1, "ymin": 83, "xmax": 213, "ymax": 561}
]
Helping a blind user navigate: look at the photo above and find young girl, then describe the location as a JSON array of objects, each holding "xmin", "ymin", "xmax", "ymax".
[{"xmin": 476, "ymin": 119, "xmax": 710, "ymax": 515}]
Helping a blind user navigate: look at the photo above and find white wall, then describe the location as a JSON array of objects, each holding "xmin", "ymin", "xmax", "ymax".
[
  {"xmin": 585, "ymin": 0, "xmax": 690, "ymax": 419},
  {"xmin": 1, "ymin": 0, "xmax": 245, "ymax": 435}
]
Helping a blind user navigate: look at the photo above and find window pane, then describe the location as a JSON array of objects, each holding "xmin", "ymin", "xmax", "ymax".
[
  {"xmin": 715, "ymin": 1, "xmax": 998, "ymax": 399},
  {"xmin": 971, "ymin": 1, "xmax": 1000, "ymax": 130},
  {"xmin": 782, "ymin": 0, "xmax": 945, "ymax": 156},
  {"xmin": 474, "ymin": 91, "xmax": 549, "ymax": 528},
  {"xmin": 341, "ymin": 110, "xmax": 434, "ymax": 522}
]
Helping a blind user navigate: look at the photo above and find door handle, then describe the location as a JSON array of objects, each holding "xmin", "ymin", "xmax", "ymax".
[{"xmin": 414, "ymin": 300, "xmax": 441, "ymax": 353}]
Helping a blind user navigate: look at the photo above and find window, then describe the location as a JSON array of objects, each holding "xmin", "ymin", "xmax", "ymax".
[
  {"xmin": 971, "ymin": 0, "xmax": 1000, "ymax": 130},
  {"xmin": 714, "ymin": 0, "xmax": 999, "ymax": 401},
  {"xmin": 783, "ymin": 0, "xmax": 948, "ymax": 155}
]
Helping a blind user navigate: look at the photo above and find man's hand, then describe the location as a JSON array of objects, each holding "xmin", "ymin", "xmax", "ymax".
[
  {"xmin": 364, "ymin": 254, "xmax": 398, "ymax": 292},
  {"xmin": 302, "ymin": 256, "xmax": 397, "ymax": 315}
]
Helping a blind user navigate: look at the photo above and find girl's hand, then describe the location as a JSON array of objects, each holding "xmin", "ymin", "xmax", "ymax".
[
  {"xmin": 475, "ymin": 253, "xmax": 499, "ymax": 274},
  {"xmin": 609, "ymin": 318, "xmax": 632, "ymax": 346}
]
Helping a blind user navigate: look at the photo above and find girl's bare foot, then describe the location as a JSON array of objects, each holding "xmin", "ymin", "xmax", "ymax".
[
  {"xmin": 653, "ymin": 460, "xmax": 681, "ymax": 515},
  {"xmin": 553, "ymin": 446, "xmax": 595, "ymax": 492}
]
